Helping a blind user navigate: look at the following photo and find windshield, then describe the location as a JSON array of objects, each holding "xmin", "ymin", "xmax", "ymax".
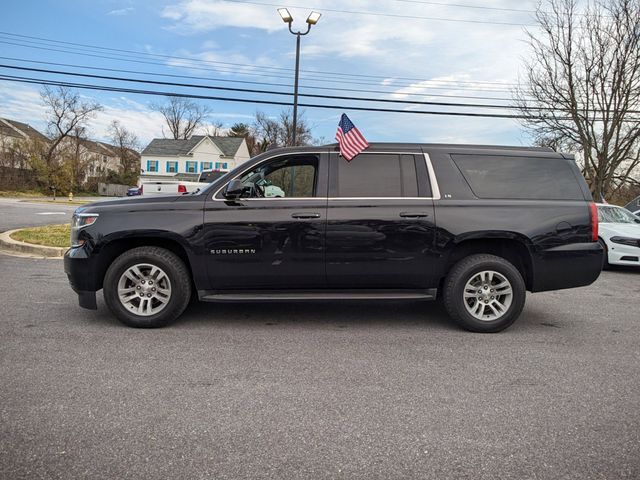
[
  {"xmin": 199, "ymin": 170, "xmax": 230, "ymax": 183},
  {"xmin": 598, "ymin": 206, "xmax": 640, "ymax": 224},
  {"xmin": 195, "ymin": 170, "xmax": 234, "ymax": 195}
]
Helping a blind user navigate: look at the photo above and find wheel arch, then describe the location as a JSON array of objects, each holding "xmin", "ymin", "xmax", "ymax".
[
  {"xmin": 92, "ymin": 233, "xmax": 198, "ymax": 291},
  {"xmin": 441, "ymin": 234, "xmax": 534, "ymax": 291}
]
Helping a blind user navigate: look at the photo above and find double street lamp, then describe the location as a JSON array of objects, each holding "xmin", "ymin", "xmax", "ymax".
[{"xmin": 277, "ymin": 8, "xmax": 321, "ymax": 146}]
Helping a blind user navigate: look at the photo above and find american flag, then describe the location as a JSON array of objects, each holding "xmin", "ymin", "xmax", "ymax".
[{"xmin": 335, "ymin": 113, "xmax": 369, "ymax": 161}]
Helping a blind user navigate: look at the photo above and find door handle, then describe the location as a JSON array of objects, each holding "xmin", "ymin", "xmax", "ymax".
[
  {"xmin": 399, "ymin": 212, "xmax": 429, "ymax": 218},
  {"xmin": 291, "ymin": 212, "xmax": 321, "ymax": 219}
]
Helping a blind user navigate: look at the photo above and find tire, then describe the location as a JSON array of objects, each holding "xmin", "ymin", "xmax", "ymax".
[
  {"xmin": 598, "ymin": 239, "xmax": 610, "ymax": 270},
  {"xmin": 103, "ymin": 246, "xmax": 192, "ymax": 328},
  {"xmin": 443, "ymin": 254, "xmax": 526, "ymax": 333}
]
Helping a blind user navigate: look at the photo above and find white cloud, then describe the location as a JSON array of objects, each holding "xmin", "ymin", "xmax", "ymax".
[
  {"xmin": 0, "ymin": 82, "xmax": 261, "ymax": 147},
  {"xmin": 107, "ymin": 7, "xmax": 134, "ymax": 16},
  {"xmin": 162, "ymin": 0, "xmax": 285, "ymax": 33},
  {"xmin": 0, "ymin": 82, "xmax": 48, "ymax": 131},
  {"xmin": 160, "ymin": 1, "xmax": 532, "ymax": 96}
]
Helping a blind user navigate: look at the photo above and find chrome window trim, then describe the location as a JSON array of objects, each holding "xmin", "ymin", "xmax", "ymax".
[{"xmin": 211, "ymin": 150, "xmax": 442, "ymax": 202}]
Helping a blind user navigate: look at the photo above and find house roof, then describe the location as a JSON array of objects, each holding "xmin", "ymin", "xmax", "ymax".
[
  {"xmin": 141, "ymin": 135, "xmax": 244, "ymax": 157},
  {"xmin": 64, "ymin": 137, "xmax": 139, "ymax": 158},
  {"xmin": 0, "ymin": 118, "xmax": 49, "ymax": 143}
]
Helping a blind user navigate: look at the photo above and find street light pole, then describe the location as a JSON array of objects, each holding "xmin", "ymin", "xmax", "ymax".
[
  {"xmin": 292, "ymin": 31, "xmax": 301, "ymax": 147},
  {"xmin": 278, "ymin": 9, "xmax": 321, "ymax": 146}
]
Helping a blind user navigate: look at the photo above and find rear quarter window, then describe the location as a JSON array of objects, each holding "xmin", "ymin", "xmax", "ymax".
[{"xmin": 451, "ymin": 154, "xmax": 584, "ymax": 200}]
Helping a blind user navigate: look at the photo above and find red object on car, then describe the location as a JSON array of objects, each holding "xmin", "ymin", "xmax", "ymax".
[
  {"xmin": 178, "ymin": 184, "xmax": 187, "ymax": 194},
  {"xmin": 589, "ymin": 202, "xmax": 598, "ymax": 241}
]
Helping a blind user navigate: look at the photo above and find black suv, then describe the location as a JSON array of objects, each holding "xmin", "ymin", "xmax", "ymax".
[{"xmin": 64, "ymin": 143, "xmax": 603, "ymax": 332}]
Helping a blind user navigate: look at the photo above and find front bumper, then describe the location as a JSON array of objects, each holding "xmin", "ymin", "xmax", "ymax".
[
  {"xmin": 607, "ymin": 241, "xmax": 640, "ymax": 266},
  {"xmin": 531, "ymin": 242, "xmax": 603, "ymax": 292},
  {"xmin": 64, "ymin": 247, "xmax": 99, "ymax": 310}
]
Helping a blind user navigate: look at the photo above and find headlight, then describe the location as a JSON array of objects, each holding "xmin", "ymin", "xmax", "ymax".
[
  {"xmin": 70, "ymin": 213, "xmax": 99, "ymax": 247},
  {"xmin": 610, "ymin": 236, "xmax": 640, "ymax": 247}
]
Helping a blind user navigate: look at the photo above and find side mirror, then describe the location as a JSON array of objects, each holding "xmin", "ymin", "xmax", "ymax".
[{"xmin": 223, "ymin": 179, "xmax": 245, "ymax": 199}]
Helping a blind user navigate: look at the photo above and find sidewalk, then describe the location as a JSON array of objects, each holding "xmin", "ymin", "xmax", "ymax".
[{"xmin": 0, "ymin": 229, "xmax": 66, "ymax": 258}]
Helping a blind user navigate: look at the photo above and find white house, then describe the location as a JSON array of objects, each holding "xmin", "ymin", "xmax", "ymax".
[{"xmin": 140, "ymin": 135, "xmax": 251, "ymax": 179}]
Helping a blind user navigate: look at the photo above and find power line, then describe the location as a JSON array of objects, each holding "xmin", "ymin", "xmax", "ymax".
[
  {"xmin": 2, "ymin": 74, "xmax": 637, "ymax": 122},
  {"xmin": 3, "ymin": 63, "xmax": 634, "ymax": 115},
  {"xmin": 0, "ymin": 30, "xmax": 520, "ymax": 87},
  {"xmin": 0, "ymin": 56, "xmax": 521, "ymax": 102},
  {"xmin": 0, "ymin": 74, "xmax": 544, "ymax": 119},
  {"xmin": 0, "ymin": 38, "xmax": 522, "ymax": 94},
  {"xmin": 0, "ymin": 63, "xmax": 545, "ymax": 111},
  {"xmin": 218, "ymin": 0, "xmax": 538, "ymax": 26},
  {"xmin": 0, "ymin": 35, "xmax": 520, "ymax": 92},
  {"xmin": 390, "ymin": 0, "xmax": 608, "ymax": 17},
  {"xmin": 391, "ymin": 0, "xmax": 537, "ymax": 14}
]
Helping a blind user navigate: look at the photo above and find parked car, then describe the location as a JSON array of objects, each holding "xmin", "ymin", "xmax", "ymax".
[
  {"xmin": 64, "ymin": 143, "xmax": 603, "ymax": 333},
  {"xmin": 597, "ymin": 203, "xmax": 640, "ymax": 268},
  {"xmin": 624, "ymin": 195, "xmax": 640, "ymax": 216},
  {"xmin": 140, "ymin": 169, "xmax": 230, "ymax": 196},
  {"xmin": 126, "ymin": 186, "xmax": 141, "ymax": 196},
  {"xmin": 198, "ymin": 168, "xmax": 231, "ymax": 184}
]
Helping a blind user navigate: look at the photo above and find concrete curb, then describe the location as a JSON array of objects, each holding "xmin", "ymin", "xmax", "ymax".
[{"xmin": 0, "ymin": 229, "xmax": 67, "ymax": 258}]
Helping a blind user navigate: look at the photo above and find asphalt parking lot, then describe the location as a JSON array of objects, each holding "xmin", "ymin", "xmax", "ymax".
[{"xmin": 0, "ymin": 250, "xmax": 639, "ymax": 479}]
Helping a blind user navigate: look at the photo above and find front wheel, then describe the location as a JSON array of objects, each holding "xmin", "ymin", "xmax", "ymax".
[
  {"xmin": 443, "ymin": 254, "xmax": 526, "ymax": 333},
  {"xmin": 103, "ymin": 246, "xmax": 192, "ymax": 328}
]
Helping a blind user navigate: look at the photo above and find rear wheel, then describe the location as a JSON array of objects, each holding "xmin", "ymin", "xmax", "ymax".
[
  {"xmin": 443, "ymin": 254, "xmax": 526, "ymax": 333},
  {"xmin": 103, "ymin": 246, "xmax": 192, "ymax": 328}
]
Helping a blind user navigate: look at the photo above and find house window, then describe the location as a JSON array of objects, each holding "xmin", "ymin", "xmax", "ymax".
[
  {"xmin": 146, "ymin": 160, "xmax": 159, "ymax": 172},
  {"xmin": 166, "ymin": 161, "xmax": 178, "ymax": 173},
  {"xmin": 201, "ymin": 162, "xmax": 213, "ymax": 172},
  {"xmin": 215, "ymin": 161, "xmax": 229, "ymax": 169},
  {"xmin": 186, "ymin": 161, "xmax": 197, "ymax": 173}
]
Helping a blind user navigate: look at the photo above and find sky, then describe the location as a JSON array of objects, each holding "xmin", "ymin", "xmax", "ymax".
[{"xmin": 0, "ymin": 0, "xmax": 544, "ymax": 148}]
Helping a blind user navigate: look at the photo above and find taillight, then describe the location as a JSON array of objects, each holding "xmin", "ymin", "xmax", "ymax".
[
  {"xmin": 178, "ymin": 184, "xmax": 187, "ymax": 194},
  {"xmin": 589, "ymin": 202, "xmax": 598, "ymax": 242}
]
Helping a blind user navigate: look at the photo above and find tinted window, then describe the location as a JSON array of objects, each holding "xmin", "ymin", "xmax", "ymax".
[
  {"xmin": 239, "ymin": 155, "xmax": 318, "ymax": 198},
  {"xmin": 336, "ymin": 154, "xmax": 419, "ymax": 197},
  {"xmin": 451, "ymin": 154, "xmax": 584, "ymax": 200}
]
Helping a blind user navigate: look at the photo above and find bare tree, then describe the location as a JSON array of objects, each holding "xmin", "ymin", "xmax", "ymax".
[
  {"xmin": 150, "ymin": 96, "xmax": 210, "ymax": 139},
  {"xmin": 515, "ymin": 0, "xmax": 640, "ymax": 200},
  {"xmin": 108, "ymin": 120, "xmax": 141, "ymax": 184},
  {"xmin": 253, "ymin": 109, "xmax": 313, "ymax": 150},
  {"xmin": 201, "ymin": 121, "xmax": 224, "ymax": 137},
  {"xmin": 66, "ymin": 126, "xmax": 91, "ymax": 191},
  {"xmin": 40, "ymin": 86, "xmax": 102, "ymax": 190}
]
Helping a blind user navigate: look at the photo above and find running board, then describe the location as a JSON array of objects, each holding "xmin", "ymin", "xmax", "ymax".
[{"xmin": 199, "ymin": 289, "xmax": 437, "ymax": 303}]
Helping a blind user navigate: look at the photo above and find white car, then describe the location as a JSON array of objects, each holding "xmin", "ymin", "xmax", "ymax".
[{"xmin": 597, "ymin": 203, "xmax": 640, "ymax": 268}]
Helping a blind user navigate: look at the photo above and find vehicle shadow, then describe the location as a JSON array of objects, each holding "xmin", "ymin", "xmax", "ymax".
[
  {"xmin": 177, "ymin": 298, "xmax": 460, "ymax": 331},
  {"xmin": 84, "ymin": 293, "xmax": 561, "ymax": 334},
  {"xmin": 605, "ymin": 265, "xmax": 640, "ymax": 275}
]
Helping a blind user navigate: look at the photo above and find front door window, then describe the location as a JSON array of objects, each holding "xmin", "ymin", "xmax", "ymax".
[{"xmin": 236, "ymin": 155, "xmax": 318, "ymax": 198}]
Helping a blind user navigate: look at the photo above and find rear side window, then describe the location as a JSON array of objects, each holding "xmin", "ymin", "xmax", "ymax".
[
  {"xmin": 336, "ymin": 153, "xmax": 419, "ymax": 197},
  {"xmin": 451, "ymin": 154, "xmax": 584, "ymax": 200}
]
